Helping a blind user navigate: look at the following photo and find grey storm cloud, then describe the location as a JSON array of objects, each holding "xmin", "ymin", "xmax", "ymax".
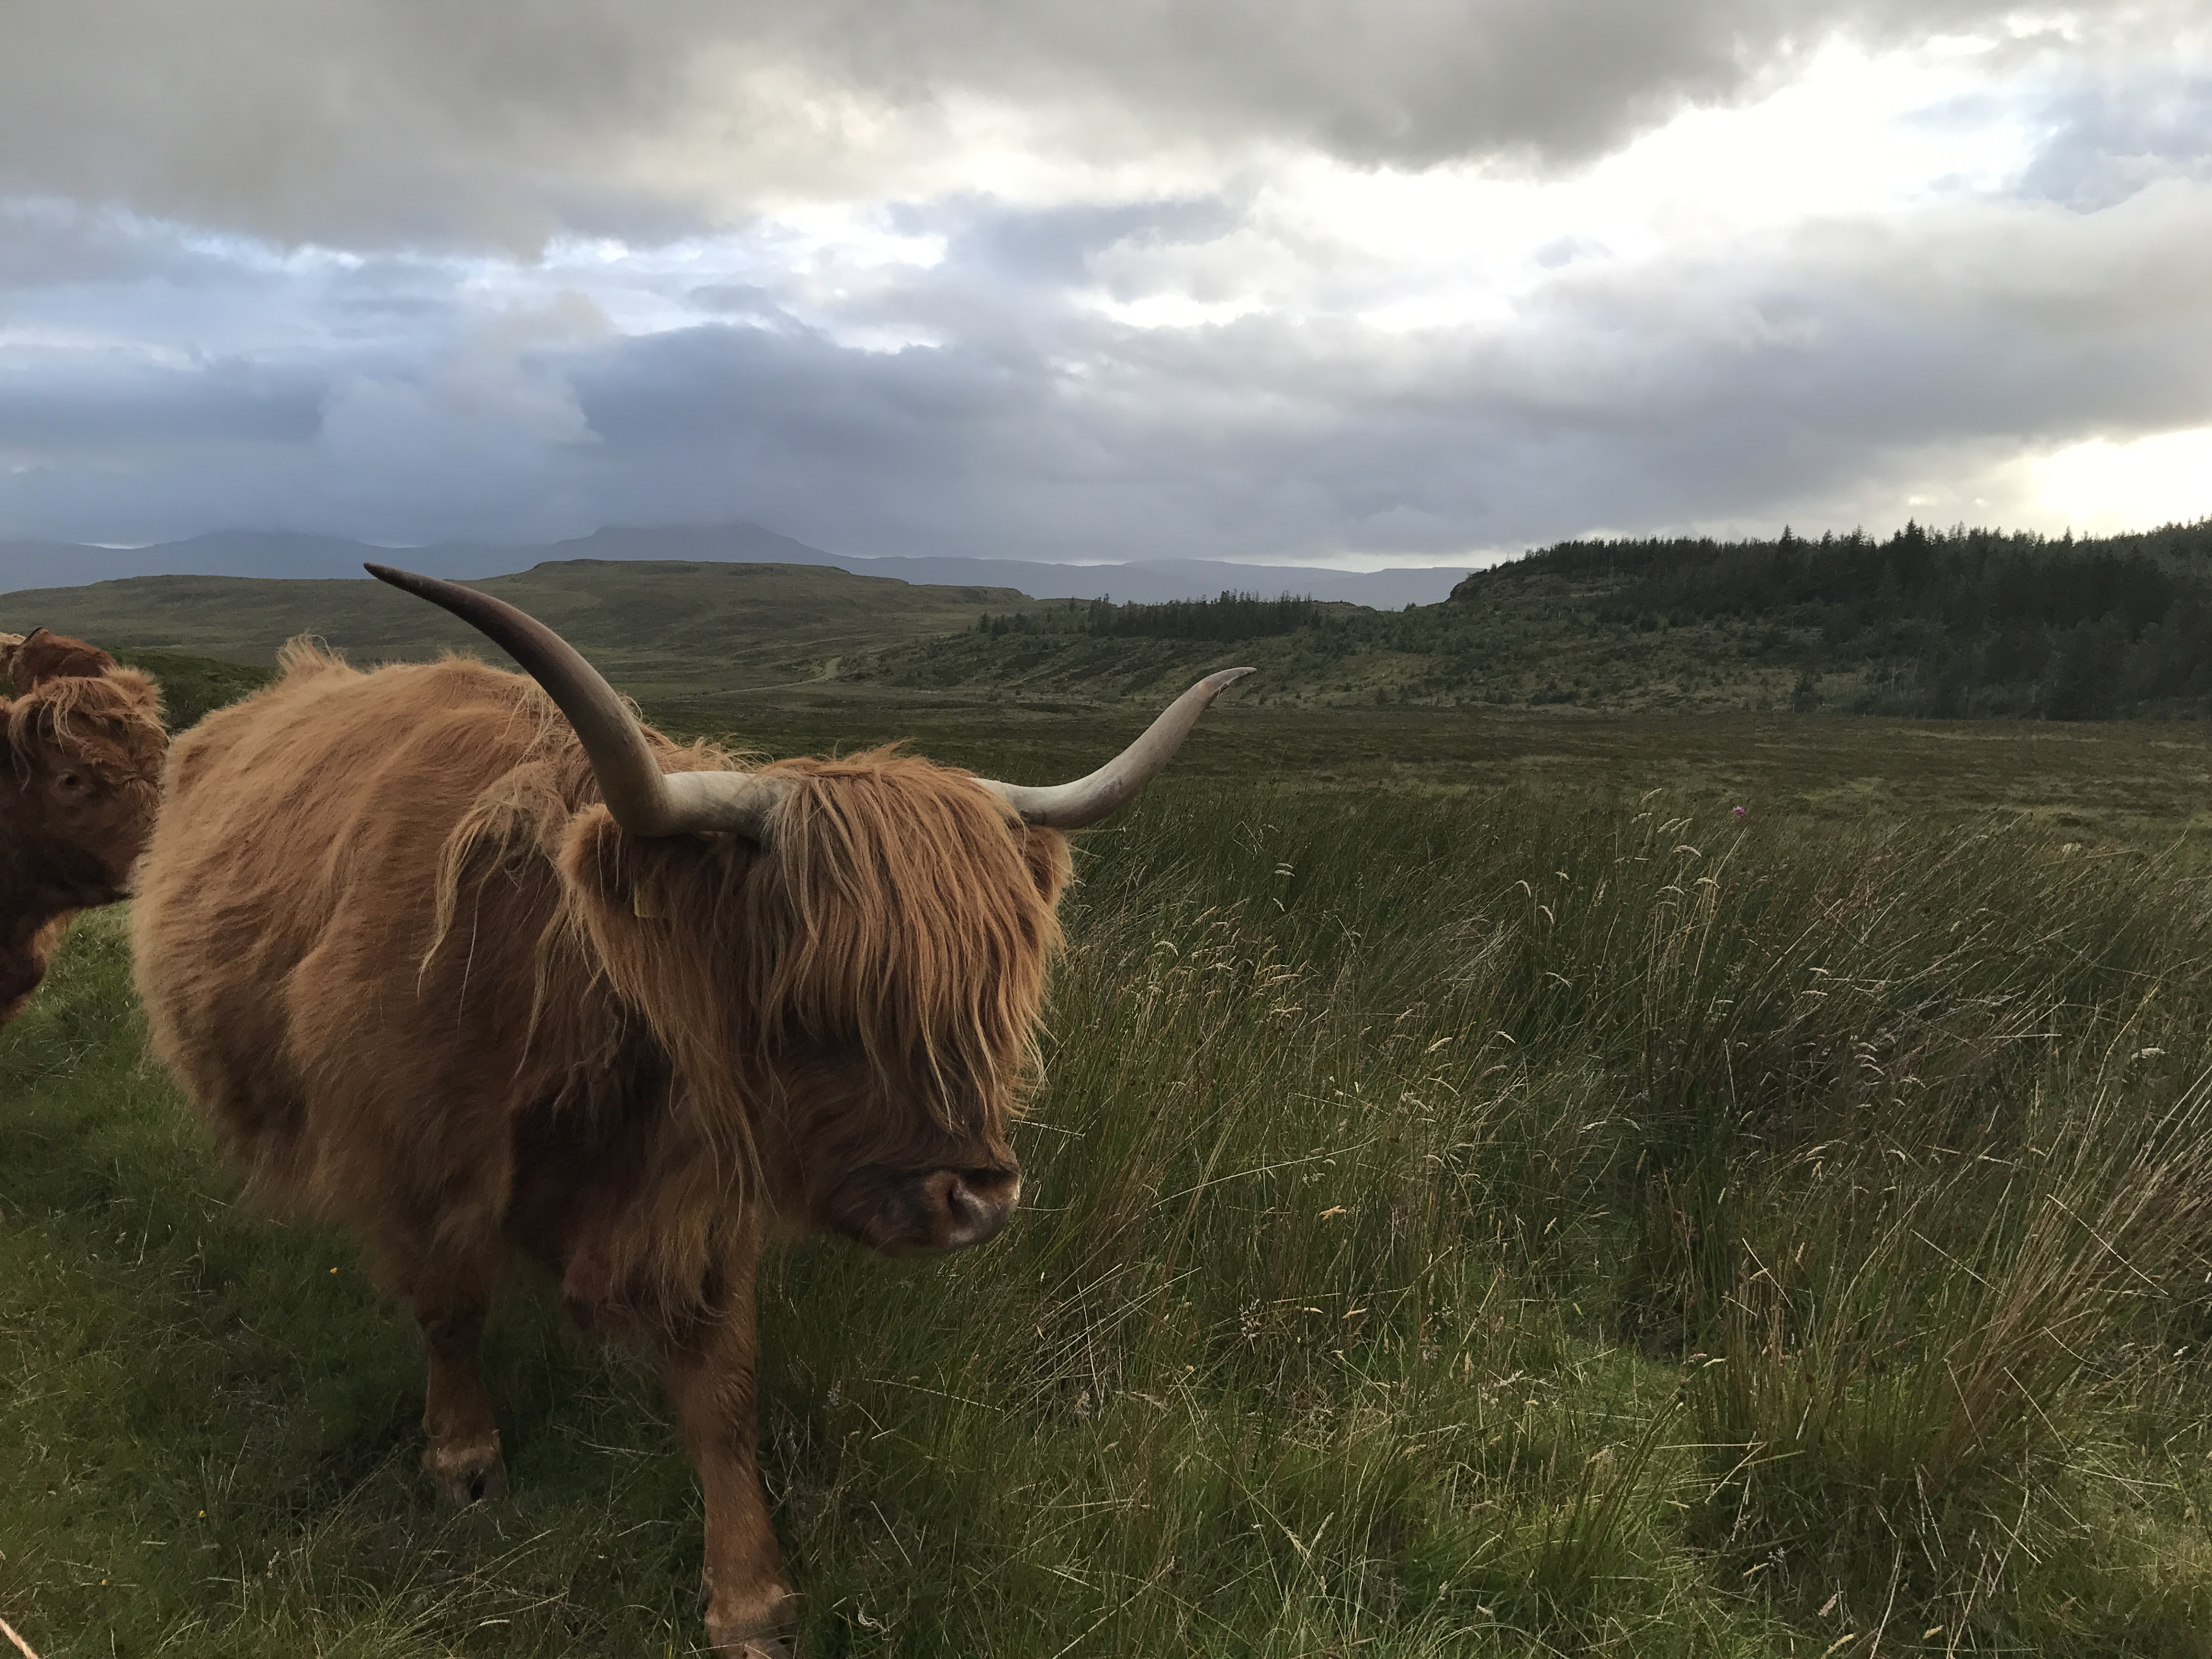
[
  {"xmin": 1, "ymin": 0, "xmax": 2084, "ymax": 249},
  {"xmin": 7, "ymin": 167, "xmax": 2212, "ymax": 555},
  {"xmin": 0, "ymin": 352, "xmax": 320, "ymax": 449}
]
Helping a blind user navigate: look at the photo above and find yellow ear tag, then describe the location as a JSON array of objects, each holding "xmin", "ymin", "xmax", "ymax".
[{"xmin": 632, "ymin": 872, "xmax": 664, "ymax": 919}]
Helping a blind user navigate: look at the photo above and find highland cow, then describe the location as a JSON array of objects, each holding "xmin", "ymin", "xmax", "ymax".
[
  {"xmin": 130, "ymin": 566, "xmax": 1248, "ymax": 1657},
  {"xmin": 1, "ymin": 629, "xmax": 165, "ymax": 1024}
]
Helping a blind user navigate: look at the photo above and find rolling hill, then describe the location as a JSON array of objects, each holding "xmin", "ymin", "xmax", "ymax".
[
  {"xmin": 0, "ymin": 523, "xmax": 1468, "ymax": 609},
  {"xmin": 848, "ymin": 518, "xmax": 2212, "ymax": 716},
  {"xmin": 0, "ymin": 560, "xmax": 1032, "ymax": 698},
  {"xmin": 20, "ymin": 519, "xmax": 2212, "ymax": 720}
]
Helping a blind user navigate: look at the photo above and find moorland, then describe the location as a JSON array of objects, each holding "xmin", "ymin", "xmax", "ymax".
[
  {"xmin": 18, "ymin": 514, "xmax": 2212, "ymax": 716},
  {"xmin": 877, "ymin": 517, "xmax": 2212, "ymax": 717},
  {"xmin": 7, "ymin": 534, "xmax": 2212, "ymax": 1657}
]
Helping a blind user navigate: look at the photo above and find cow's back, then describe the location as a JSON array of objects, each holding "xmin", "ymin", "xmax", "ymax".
[{"xmin": 132, "ymin": 648, "xmax": 563, "ymax": 1217}]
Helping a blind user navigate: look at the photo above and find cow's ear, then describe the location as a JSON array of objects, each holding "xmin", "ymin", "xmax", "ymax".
[
  {"xmin": 561, "ymin": 807, "xmax": 644, "ymax": 917},
  {"xmin": 560, "ymin": 806, "xmax": 708, "ymax": 924},
  {"xmin": 7, "ymin": 628, "xmax": 48, "ymax": 692},
  {"xmin": 1020, "ymin": 825, "xmax": 1071, "ymax": 906}
]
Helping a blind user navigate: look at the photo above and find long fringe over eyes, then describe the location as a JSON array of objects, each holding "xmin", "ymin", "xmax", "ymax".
[
  {"xmin": 2, "ymin": 667, "xmax": 163, "ymax": 782},
  {"xmin": 744, "ymin": 751, "xmax": 1066, "ymax": 1124}
]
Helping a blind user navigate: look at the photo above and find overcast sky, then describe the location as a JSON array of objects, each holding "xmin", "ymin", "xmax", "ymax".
[{"xmin": 4, "ymin": 1, "xmax": 2210, "ymax": 567}]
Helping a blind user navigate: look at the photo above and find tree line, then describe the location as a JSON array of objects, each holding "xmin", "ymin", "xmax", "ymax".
[{"xmin": 1453, "ymin": 519, "xmax": 2212, "ymax": 719}]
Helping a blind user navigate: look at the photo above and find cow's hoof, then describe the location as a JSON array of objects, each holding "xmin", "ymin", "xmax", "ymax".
[
  {"xmin": 704, "ymin": 1587, "xmax": 799, "ymax": 1656},
  {"xmin": 422, "ymin": 1435, "xmax": 506, "ymax": 1506}
]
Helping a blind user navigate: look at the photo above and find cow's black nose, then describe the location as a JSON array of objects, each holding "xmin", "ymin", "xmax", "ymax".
[{"xmin": 915, "ymin": 1165, "xmax": 1020, "ymax": 1251}]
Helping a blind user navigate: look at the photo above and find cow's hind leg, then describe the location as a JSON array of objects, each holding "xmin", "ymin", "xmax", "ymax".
[{"xmin": 410, "ymin": 1285, "xmax": 507, "ymax": 1505}]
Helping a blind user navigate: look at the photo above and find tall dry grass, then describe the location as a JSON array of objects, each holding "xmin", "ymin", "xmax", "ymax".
[{"xmin": 5, "ymin": 783, "xmax": 2212, "ymax": 1654}]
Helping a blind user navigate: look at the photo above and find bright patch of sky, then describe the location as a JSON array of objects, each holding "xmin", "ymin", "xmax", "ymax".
[{"xmin": 2039, "ymin": 425, "xmax": 2212, "ymax": 531}]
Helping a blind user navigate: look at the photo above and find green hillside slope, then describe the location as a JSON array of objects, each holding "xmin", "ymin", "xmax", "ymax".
[
  {"xmin": 846, "ymin": 588, "xmax": 1757, "ymax": 709},
  {"xmin": 1455, "ymin": 518, "xmax": 2212, "ymax": 718},
  {"xmin": 2, "ymin": 560, "xmax": 1032, "ymax": 697},
  {"xmin": 852, "ymin": 521, "xmax": 2212, "ymax": 716},
  {"xmin": 109, "ymin": 648, "xmax": 275, "ymax": 732}
]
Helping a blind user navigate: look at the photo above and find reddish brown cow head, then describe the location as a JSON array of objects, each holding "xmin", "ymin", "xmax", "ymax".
[
  {"xmin": 383, "ymin": 565, "xmax": 1246, "ymax": 1261},
  {"xmin": 0, "ymin": 651, "xmax": 167, "ymax": 907},
  {"xmin": 556, "ymin": 749, "xmax": 1070, "ymax": 1256}
]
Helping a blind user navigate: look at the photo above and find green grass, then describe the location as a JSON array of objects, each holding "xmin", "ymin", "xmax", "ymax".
[
  {"xmin": 8, "ymin": 711, "xmax": 2212, "ymax": 1656},
  {"xmin": 648, "ymin": 691, "xmax": 2212, "ymax": 843}
]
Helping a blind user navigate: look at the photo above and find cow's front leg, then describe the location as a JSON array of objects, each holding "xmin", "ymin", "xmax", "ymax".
[
  {"xmin": 411, "ymin": 1290, "xmax": 506, "ymax": 1505},
  {"xmin": 0, "ymin": 914, "xmax": 66, "ymax": 1026},
  {"xmin": 660, "ymin": 1229, "xmax": 795, "ymax": 1657},
  {"xmin": 0, "ymin": 947, "xmax": 45, "ymax": 1025}
]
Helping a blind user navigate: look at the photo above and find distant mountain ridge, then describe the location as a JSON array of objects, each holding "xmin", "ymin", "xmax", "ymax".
[{"xmin": 0, "ymin": 524, "xmax": 1468, "ymax": 610}]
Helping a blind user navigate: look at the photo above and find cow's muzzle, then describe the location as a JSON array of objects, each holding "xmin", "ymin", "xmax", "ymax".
[{"xmin": 862, "ymin": 1165, "xmax": 1022, "ymax": 1256}]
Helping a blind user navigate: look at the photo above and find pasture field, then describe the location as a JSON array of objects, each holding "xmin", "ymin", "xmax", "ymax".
[
  {"xmin": 656, "ymin": 692, "xmax": 2212, "ymax": 839},
  {"xmin": 7, "ymin": 701, "xmax": 2212, "ymax": 1656}
]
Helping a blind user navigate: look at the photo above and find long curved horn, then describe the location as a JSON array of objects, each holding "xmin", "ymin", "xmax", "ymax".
[
  {"xmin": 364, "ymin": 564, "xmax": 788, "ymax": 840},
  {"xmin": 975, "ymin": 666, "xmax": 1253, "ymax": 829}
]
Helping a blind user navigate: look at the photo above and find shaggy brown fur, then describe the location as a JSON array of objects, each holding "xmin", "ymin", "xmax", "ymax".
[
  {"xmin": 9, "ymin": 627, "xmax": 122, "ymax": 691},
  {"xmin": 132, "ymin": 642, "xmax": 1071, "ymax": 1656},
  {"xmin": 0, "ymin": 634, "xmax": 165, "ymax": 1024}
]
